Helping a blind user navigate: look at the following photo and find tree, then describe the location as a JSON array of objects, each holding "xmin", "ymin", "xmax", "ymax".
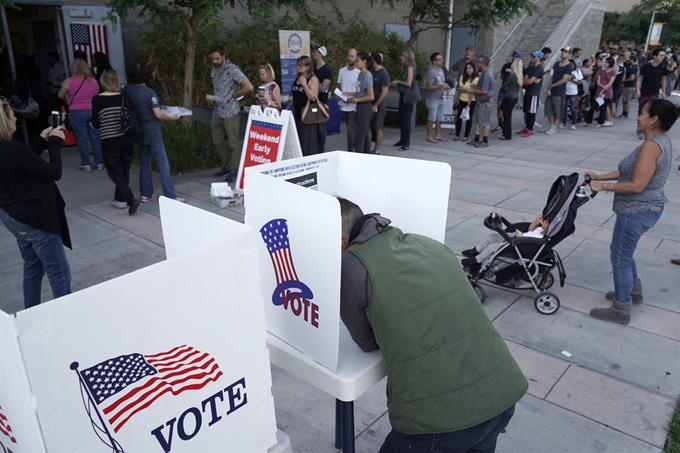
[
  {"xmin": 382, "ymin": 0, "xmax": 540, "ymax": 49},
  {"xmin": 107, "ymin": 0, "xmax": 313, "ymax": 117},
  {"xmin": 601, "ymin": 0, "xmax": 680, "ymax": 47}
]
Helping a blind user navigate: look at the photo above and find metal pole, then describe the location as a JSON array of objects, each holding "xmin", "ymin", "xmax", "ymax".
[
  {"xmin": 644, "ymin": 10, "xmax": 657, "ymax": 53},
  {"xmin": 2, "ymin": 6, "xmax": 29, "ymax": 145},
  {"xmin": 444, "ymin": 0, "xmax": 454, "ymax": 70}
]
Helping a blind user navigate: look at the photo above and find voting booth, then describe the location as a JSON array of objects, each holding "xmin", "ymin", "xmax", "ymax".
[
  {"xmin": 0, "ymin": 199, "xmax": 277, "ymax": 453},
  {"xmin": 236, "ymin": 107, "xmax": 303, "ymax": 192},
  {"xmin": 244, "ymin": 152, "xmax": 452, "ymax": 372}
]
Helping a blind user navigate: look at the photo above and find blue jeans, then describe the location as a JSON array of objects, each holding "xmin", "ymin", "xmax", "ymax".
[
  {"xmin": 611, "ymin": 207, "xmax": 663, "ymax": 303},
  {"xmin": 69, "ymin": 109, "xmax": 103, "ymax": 167},
  {"xmin": 317, "ymin": 123, "xmax": 327, "ymax": 153},
  {"xmin": 562, "ymin": 94, "xmax": 578, "ymax": 125},
  {"xmin": 138, "ymin": 140, "xmax": 177, "ymax": 199},
  {"xmin": 0, "ymin": 208, "xmax": 71, "ymax": 309},
  {"xmin": 665, "ymin": 74, "xmax": 673, "ymax": 98},
  {"xmin": 398, "ymin": 93, "xmax": 414, "ymax": 147},
  {"xmin": 378, "ymin": 405, "xmax": 515, "ymax": 453}
]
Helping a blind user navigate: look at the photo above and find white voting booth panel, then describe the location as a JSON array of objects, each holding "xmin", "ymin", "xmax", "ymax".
[
  {"xmin": 1, "ymin": 199, "xmax": 277, "ymax": 453},
  {"xmin": 245, "ymin": 152, "xmax": 452, "ymax": 373},
  {"xmin": 236, "ymin": 107, "xmax": 303, "ymax": 191}
]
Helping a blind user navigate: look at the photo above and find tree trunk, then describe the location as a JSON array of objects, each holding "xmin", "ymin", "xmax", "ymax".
[
  {"xmin": 406, "ymin": 2, "xmax": 419, "ymax": 49},
  {"xmin": 182, "ymin": 25, "xmax": 197, "ymax": 126}
]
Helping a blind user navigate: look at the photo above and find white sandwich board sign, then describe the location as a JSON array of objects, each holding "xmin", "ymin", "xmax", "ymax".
[
  {"xmin": 0, "ymin": 199, "xmax": 277, "ymax": 453},
  {"xmin": 236, "ymin": 107, "xmax": 303, "ymax": 191},
  {"xmin": 244, "ymin": 152, "xmax": 452, "ymax": 372}
]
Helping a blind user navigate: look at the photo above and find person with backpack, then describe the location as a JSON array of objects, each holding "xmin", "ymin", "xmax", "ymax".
[{"xmin": 91, "ymin": 70, "xmax": 139, "ymax": 215}]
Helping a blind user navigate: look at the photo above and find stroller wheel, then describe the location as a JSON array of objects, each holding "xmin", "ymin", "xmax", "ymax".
[
  {"xmin": 534, "ymin": 292, "xmax": 560, "ymax": 315},
  {"xmin": 472, "ymin": 283, "xmax": 487, "ymax": 304}
]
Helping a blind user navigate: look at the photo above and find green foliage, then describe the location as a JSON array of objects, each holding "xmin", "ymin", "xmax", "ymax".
[
  {"xmin": 153, "ymin": 121, "xmax": 221, "ymax": 173},
  {"xmin": 378, "ymin": 0, "xmax": 539, "ymax": 47},
  {"xmin": 602, "ymin": 0, "xmax": 680, "ymax": 47},
  {"xmin": 665, "ymin": 400, "xmax": 680, "ymax": 453},
  {"xmin": 137, "ymin": 12, "xmax": 431, "ymax": 106}
]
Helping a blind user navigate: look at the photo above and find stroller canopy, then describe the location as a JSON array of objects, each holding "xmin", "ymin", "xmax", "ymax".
[{"xmin": 542, "ymin": 173, "xmax": 580, "ymax": 239}]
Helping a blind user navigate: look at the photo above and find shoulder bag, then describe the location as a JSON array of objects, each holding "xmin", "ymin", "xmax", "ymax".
[
  {"xmin": 403, "ymin": 70, "xmax": 421, "ymax": 105},
  {"xmin": 301, "ymin": 98, "xmax": 329, "ymax": 124},
  {"xmin": 64, "ymin": 78, "xmax": 87, "ymax": 131},
  {"xmin": 121, "ymin": 94, "xmax": 141, "ymax": 137}
]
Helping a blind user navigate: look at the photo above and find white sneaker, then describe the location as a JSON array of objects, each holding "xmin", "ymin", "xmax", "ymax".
[
  {"xmin": 80, "ymin": 165, "xmax": 92, "ymax": 172},
  {"xmin": 545, "ymin": 127, "xmax": 557, "ymax": 135},
  {"xmin": 110, "ymin": 200, "xmax": 127, "ymax": 209},
  {"xmin": 534, "ymin": 121, "xmax": 542, "ymax": 129},
  {"xmin": 603, "ymin": 121, "xmax": 613, "ymax": 127},
  {"xmin": 570, "ymin": 124, "xmax": 577, "ymax": 130},
  {"xmin": 558, "ymin": 123, "xmax": 566, "ymax": 129}
]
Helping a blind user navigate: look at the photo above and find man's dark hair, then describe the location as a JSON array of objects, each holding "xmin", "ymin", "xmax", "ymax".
[
  {"xmin": 465, "ymin": 45, "xmax": 475, "ymax": 51},
  {"xmin": 478, "ymin": 55, "xmax": 490, "ymax": 67},
  {"xmin": 371, "ymin": 51, "xmax": 383, "ymax": 65},
  {"xmin": 208, "ymin": 44, "xmax": 225, "ymax": 56},
  {"xmin": 128, "ymin": 63, "xmax": 153, "ymax": 85},
  {"xmin": 338, "ymin": 197, "xmax": 364, "ymax": 238},
  {"xmin": 652, "ymin": 47, "xmax": 664, "ymax": 57},
  {"xmin": 74, "ymin": 50, "xmax": 88, "ymax": 62},
  {"xmin": 48, "ymin": 51, "xmax": 59, "ymax": 61},
  {"xmin": 430, "ymin": 52, "xmax": 442, "ymax": 63},
  {"xmin": 647, "ymin": 99, "xmax": 680, "ymax": 131},
  {"xmin": 542, "ymin": 47, "xmax": 552, "ymax": 55},
  {"xmin": 572, "ymin": 47, "xmax": 581, "ymax": 55}
]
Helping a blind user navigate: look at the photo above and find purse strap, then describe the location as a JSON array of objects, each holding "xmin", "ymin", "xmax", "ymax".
[{"xmin": 68, "ymin": 77, "xmax": 87, "ymax": 108}]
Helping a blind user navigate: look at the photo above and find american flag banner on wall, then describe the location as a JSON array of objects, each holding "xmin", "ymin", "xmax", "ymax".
[
  {"xmin": 0, "ymin": 405, "xmax": 17, "ymax": 444},
  {"xmin": 70, "ymin": 22, "xmax": 109, "ymax": 66},
  {"xmin": 78, "ymin": 345, "xmax": 223, "ymax": 433}
]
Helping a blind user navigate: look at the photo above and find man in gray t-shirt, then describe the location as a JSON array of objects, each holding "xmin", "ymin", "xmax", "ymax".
[
  {"xmin": 461, "ymin": 56, "xmax": 494, "ymax": 148},
  {"xmin": 425, "ymin": 52, "xmax": 450, "ymax": 142}
]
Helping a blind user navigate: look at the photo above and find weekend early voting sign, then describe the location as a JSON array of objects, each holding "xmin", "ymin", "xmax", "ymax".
[
  {"xmin": 236, "ymin": 107, "xmax": 303, "ymax": 191},
  {"xmin": 278, "ymin": 30, "xmax": 310, "ymax": 105},
  {"xmin": 442, "ymin": 94, "xmax": 456, "ymax": 130},
  {"xmin": 0, "ymin": 200, "xmax": 277, "ymax": 452},
  {"xmin": 245, "ymin": 152, "xmax": 451, "ymax": 371}
]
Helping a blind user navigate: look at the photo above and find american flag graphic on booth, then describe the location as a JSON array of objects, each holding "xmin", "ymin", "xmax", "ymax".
[
  {"xmin": 0, "ymin": 405, "xmax": 17, "ymax": 444},
  {"xmin": 78, "ymin": 345, "xmax": 222, "ymax": 433},
  {"xmin": 70, "ymin": 23, "xmax": 109, "ymax": 66},
  {"xmin": 260, "ymin": 219, "xmax": 299, "ymax": 284}
]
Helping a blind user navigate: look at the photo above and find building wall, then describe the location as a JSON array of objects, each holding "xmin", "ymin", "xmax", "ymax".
[{"xmin": 604, "ymin": 0, "xmax": 637, "ymax": 12}]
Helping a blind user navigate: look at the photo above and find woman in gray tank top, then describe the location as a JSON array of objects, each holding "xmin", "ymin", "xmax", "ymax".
[{"xmin": 585, "ymin": 99, "xmax": 679, "ymax": 325}]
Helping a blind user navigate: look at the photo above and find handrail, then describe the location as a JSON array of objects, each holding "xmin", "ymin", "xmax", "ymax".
[
  {"xmin": 489, "ymin": 0, "xmax": 541, "ymax": 67},
  {"xmin": 542, "ymin": 0, "xmax": 591, "ymax": 69}
]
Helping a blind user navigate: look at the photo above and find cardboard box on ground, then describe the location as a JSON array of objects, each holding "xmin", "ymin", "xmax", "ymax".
[
  {"xmin": 0, "ymin": 199, "xmax": 277, "ymax": 453},
  {"xmin": 244, "ymin": 152, "xmax": 452, "ymax": 372}
]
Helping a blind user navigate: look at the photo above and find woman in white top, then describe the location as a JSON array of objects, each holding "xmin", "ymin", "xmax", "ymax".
[{"xmin": 561, "ymin": 59, "xmax": 583, "ymax": 129}]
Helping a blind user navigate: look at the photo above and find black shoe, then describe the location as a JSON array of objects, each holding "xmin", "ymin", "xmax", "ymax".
[
  {"xmin": 462, "ymin": 247, "xmax": 479, "ymax": 257},
  {"xmin": 461, "ymin": 257, "xmax": 479, "ymax": 267},
  {"xmin": 214, "ymin": 167, "xmax": 230, "ymax": 177},
  {"xmin": 128, "ymin": 198, "xmax": 140, "ymax": 216},
  {"xmin": 393, "ymin": 141, "xmax": 404, "ymax": 147},
  {"xmin": 223, "ymin": 172, "xmax": 237, "ymax": 183}
]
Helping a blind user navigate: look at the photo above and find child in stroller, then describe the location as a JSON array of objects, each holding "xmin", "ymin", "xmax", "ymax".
[{"xmin": 460, "ymin": 173, "xmax": 595, "ymax": 315}]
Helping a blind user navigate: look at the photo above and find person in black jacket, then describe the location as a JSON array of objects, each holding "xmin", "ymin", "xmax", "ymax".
[{"xmin": 0, "ymin": 96, "xmax": 72, "ymax": 309}]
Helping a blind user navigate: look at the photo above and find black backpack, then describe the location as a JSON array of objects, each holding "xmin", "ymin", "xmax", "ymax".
[{"xmin": 121, "ymin": 95, "xmax": 141, "ymax": 137}]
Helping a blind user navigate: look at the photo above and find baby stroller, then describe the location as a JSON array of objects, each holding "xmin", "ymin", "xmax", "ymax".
[{"xmin": 463, "ymin": 173, "xmax": 596, "ymax": 315}]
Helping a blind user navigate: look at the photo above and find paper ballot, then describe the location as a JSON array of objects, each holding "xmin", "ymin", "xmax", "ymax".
[
  {"xmin": 595, "ymin": 96, "xmax": 605, "ymax": 107},
  {"xmin": 211, "ymin": 182, "xmax": 235, "ymax": 198},
  {"xmin": 334, "ymin": 88, "xmax": 348, "ymax": 102},
  {"xmin": 161, "ymin": 106, "xmax": 193, "ymax": 116}
]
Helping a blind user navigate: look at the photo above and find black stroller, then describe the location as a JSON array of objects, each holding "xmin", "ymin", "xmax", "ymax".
[{"xmin": 463, "ymin": 173, "xmax": 596, "ymax": 315}]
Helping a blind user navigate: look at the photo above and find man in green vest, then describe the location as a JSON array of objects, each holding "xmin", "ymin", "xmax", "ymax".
[{"xmin": 339, "ymin": 198, "xmax": 528, "ymax": 452}]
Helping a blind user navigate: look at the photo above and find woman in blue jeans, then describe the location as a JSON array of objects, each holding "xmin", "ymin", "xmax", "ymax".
[
  {"xmin": 587, "ymin": 99, "xmax": 679, "ymax": 325},
  {"xmin": 0, "ymin": 98, "xmax": 71, "ymax": 309},
  {"xmin": 58, "ymin": 58, "xmax": 104, "ymax": 171},
  {"xmin": 123, "ymin": 63, "xmax": 184, "ymax": 203},
  {"xmin": 391, "ymin": 49, "xmax": 416, "ymax": 151}
]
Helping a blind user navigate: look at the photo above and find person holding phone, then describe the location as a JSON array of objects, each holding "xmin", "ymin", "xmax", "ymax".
[{"xmin": 0, "ymin": 96, "xmax": 72, "ymax": 309}]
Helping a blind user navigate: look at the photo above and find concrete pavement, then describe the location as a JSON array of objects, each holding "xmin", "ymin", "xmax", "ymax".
[{"xmin": 1, "ymin": 100, "xmax": 679, "ymax": 452}]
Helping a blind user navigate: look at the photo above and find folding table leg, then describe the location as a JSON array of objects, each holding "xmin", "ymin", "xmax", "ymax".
[
  {"xmin": 340, "ymin": 401, "xmax": 355, "ymax": 453},
  {"xmin": 335, "ymin": 399, "xmax": 343, "ymax": 449}
]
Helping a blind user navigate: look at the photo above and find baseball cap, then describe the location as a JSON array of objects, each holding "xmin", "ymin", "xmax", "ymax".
[
  {"xmin": 531, "ymin": 50, "xmax": 544, "ymax": 59},
  {"xmin": 513, "ymin": 50, "xmax": 523, "ymax": 58},
  {"xmin": 561, "ymin": 46, "xmax": 571, "ymax": 53},
  {"xmin": 312, "ymin": 44, "xmax": 327, "ymax": 57},
  {"xmin": 630, "ymin": 54, "xmax": 638, "ymax": 62}
]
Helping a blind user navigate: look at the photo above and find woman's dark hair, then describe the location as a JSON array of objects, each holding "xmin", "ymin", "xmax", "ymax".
[
  {"xmin": 605, "ymin": 56, "xmax": 615, "ymax": 68},
  {"xmin": 93, "ymin": 52, "xmax": 110, "ymax": 69},
  {"xmin": 583, "ymin": 58, "xmax": 590, "ymax": 66},
  {"xmin": 647, "ymin": 99, "xmax": 680, "ymax": 131},
  {"xmin": 128, "ymin": 63, "xmax": 153, "ymax": 85},
  {"xmin": 74, "ymin": 50, "xmax": 88, "ymax": 62},
  {"xmin": 461, "ymin": 62, "xmax": 476, "ymax": 84},
  {"xmin": 357, "ymin": 51, "xmax": 370, "ymax": 63},
  {"xmin": 569, "ymin": 59, "xmax": 576, "ymax": 71}
]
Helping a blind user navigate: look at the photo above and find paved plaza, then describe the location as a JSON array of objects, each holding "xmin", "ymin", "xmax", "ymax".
[{"xmin": 1, "ymin": 102, "xmax": 679, "ymax": 452}]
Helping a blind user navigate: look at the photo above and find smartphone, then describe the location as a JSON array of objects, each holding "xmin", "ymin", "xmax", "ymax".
[{"xmin": 50, "ymin": 111, "xmax": 60, "ymax": 128}]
